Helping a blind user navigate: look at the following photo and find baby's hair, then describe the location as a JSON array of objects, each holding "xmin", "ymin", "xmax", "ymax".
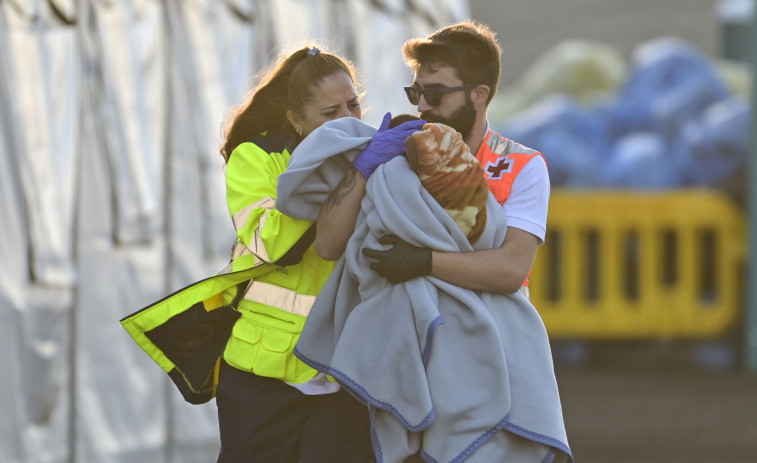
[{"xmin": 390, "ymin": 113, "xmax": 422, "ymax": 128}]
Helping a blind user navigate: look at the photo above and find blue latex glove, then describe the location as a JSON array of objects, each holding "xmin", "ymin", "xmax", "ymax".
[{"xmin": 352, "ymin": 112, "xmax": 426, "ymax": 179}]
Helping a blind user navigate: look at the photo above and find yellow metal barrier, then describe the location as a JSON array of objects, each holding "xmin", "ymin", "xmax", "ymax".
[{"xmin": 530, "ymin": 189, "xmax": 746, "ymax": 339}]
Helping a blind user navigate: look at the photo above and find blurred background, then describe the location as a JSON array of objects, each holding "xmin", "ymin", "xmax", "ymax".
[{"xmin": 0, "ymin": 0, "xmax": 755, "ymax": 462}]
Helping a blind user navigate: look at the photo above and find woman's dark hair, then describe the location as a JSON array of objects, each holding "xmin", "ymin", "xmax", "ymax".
[{"xmin": 220, "ymin": 45, "xmax": 361, "ymax": 162}]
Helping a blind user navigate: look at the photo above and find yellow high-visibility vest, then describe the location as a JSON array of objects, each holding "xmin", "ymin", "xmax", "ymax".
[
  {"xmin": 223, "ymin": 133, "xmax": 335, "ymax": 382},
  {"xmin": 121, "ymin": 131, "xmax": 336, "ymax": 403}
]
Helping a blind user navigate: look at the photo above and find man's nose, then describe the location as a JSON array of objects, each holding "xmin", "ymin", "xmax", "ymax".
[{"xmin": 417, "ymin": 95, "xmax": 433, "ymax": 112}]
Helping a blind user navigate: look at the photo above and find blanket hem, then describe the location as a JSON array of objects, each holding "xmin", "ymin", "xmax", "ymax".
[
  {"xmin": 504, "ymin": 419, "xmax": 573, "ymax": 461},
  {"xmin": 294, "ymin": 345, "xmax": 436, "ymax": 432},
  {"xmin": 422, "ymin": 315, "xmax": 445, "ymax": 365}
]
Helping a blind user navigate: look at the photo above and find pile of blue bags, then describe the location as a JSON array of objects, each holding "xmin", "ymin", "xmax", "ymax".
[{"xmin": 499, "ymin": 37, "xmax": 751, "ymax": 200}]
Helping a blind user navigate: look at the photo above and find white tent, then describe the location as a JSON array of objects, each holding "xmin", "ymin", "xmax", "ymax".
[{"xmin": 0, "ymin": 0, "xmax": 469, "ymax": 461}]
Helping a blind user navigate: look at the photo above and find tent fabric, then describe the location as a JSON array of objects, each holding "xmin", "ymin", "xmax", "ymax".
[{"xmin": 0, "ymin": 1, "xmax": 470, "ymax": 461}]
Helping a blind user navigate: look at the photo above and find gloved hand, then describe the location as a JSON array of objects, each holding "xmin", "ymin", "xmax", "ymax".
[
  {"xmin": 352, "ymin": 112, "xmax": 426, "ymax": 179},
  {"xmin": 362, "ymin": 234, "xmax": 432, "ymax": 283}
]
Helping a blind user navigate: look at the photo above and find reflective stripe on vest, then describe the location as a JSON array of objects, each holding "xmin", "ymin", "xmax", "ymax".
[
  {"xmin": 232, "ymin": 195, "xmax": 276, "ymax": 262},
  {"xmin": 231, "ymin": 239, "xmax": 253, "ymax": 260},
  {"xmin": 242, "ymin": 280, "xmax": 317, "ymax": 317},
  {"xmin": 217, "ymin": 239, "xmax": 263, "ymax": 275}
]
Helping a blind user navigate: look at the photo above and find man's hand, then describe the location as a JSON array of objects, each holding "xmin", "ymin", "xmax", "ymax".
[
  {"xmin": 352, "ymin": 112, "xmax": 425, "ymax": 179},
  {"xmin": 362, "ymin": 235, "xmax": 432, "ymax": 283}
]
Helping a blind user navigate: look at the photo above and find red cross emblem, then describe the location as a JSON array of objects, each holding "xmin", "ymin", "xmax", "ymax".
[{"xmin": 485, "ymin": 156, "xmax": 512, "ymax": 180}]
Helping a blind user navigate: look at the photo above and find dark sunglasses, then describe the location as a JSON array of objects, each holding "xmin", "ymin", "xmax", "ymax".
[{"xmin": 403, "ymin": 84, "xmax": 479, "ymax": 106}]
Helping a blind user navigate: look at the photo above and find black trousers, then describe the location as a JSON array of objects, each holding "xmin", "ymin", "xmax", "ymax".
[{"xmin": 215, "ymin": 361, "xmax": 374, "ymax": 463}]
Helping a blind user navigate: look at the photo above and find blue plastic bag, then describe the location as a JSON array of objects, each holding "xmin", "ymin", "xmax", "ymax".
[
  {"xmin": 682, "ymin": 95, "xmax": 750, "ymax": 186},
  {"xmin": 501, "ymin": 96, "xmax": 609, "ymax": 187}
]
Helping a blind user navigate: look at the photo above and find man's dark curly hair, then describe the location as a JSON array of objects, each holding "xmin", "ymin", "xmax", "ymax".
[{"xmin": 402, "ymin": 20, "xmax": 501, "ymax": 105}]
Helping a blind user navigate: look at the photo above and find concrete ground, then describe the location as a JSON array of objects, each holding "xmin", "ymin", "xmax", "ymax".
[{"xmin": 554, "ymin": 342, "xmax": 757, "ymax": 462}]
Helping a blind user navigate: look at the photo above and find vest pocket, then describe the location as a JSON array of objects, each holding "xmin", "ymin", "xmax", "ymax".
[
  {"xmin": 224, "ymin": 318, "xmax": 262, "ymax": 372},
  {"xmin": 223, "ymin": 300, "xmax": 316, "ymax": 382}
]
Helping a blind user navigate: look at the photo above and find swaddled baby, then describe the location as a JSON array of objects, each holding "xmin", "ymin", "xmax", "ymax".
[{"xmin": 392, "ymin": 115, "xmax": 489, "ymax": 244}]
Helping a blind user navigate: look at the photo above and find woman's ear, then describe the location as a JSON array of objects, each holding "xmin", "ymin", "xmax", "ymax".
[{"xmin": 286, "ymin": 110, "xmax": 301, "ymax": 134}]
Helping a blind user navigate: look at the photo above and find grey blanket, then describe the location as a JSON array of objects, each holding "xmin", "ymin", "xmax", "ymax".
[{"xmin": 277, "ymin": 118, "xmax": 572, "ymax": 463}]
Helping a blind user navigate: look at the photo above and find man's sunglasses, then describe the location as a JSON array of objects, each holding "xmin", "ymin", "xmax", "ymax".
[{"xmin": 403, "ymin": 84, "xmax": 479, "ymax": 107}]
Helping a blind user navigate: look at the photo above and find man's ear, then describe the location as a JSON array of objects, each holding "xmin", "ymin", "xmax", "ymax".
[
  {"xmin": 286, "ymin": 110, "xmax": 301, "ymax": 133},
  {"xmin": 472, "ymin": 85, "xmax": 491, "ymax": 106}
]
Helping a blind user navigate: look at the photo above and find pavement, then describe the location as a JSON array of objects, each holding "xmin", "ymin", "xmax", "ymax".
[{"xmin": 553, "ymin": 342, "xmax": 757, "ymax": 463}]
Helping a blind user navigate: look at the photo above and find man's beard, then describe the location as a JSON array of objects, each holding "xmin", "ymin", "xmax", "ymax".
[{"xmin": 420, "ymin": 96, "xmax": 476, "ymax": 141}]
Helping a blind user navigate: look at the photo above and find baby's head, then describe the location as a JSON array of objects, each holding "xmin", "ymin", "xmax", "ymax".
[
  {"xmin": 388, "ymin": 113, "xmax": 428, "ymax": 171},
  {"xmin": 404, "ymin": 123, "xmax": 471, "ymax": 181},
  {"xmin": 389, "ymin": 113, "xmax": 422, "ymax": 129},
  {"xmin": 403, "ymin": 121, "xmax": 489, "ymax": 244}
]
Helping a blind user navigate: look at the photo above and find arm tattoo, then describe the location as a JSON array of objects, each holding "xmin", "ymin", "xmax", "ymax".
[{"xmin": 325, "ymin": 168, "xmax": 359, "ymax": 212}]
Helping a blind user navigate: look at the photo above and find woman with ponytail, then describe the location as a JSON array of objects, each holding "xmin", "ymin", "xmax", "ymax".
[{"xmin": 214, "ymin": 44, "xmax": 419, "ymax": 463}]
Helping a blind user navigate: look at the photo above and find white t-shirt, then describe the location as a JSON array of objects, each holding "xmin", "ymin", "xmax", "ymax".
[
  {"xmin": 288, "ymin": 373, "xmax": 341, "ymax": 395},
  {"xmin": 502, "ymin": 155, "xmax": 550, "ymax": 244},
  {"xmin": 482, "ymin": 121, "xmax": 550, "ymax": 245}
]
